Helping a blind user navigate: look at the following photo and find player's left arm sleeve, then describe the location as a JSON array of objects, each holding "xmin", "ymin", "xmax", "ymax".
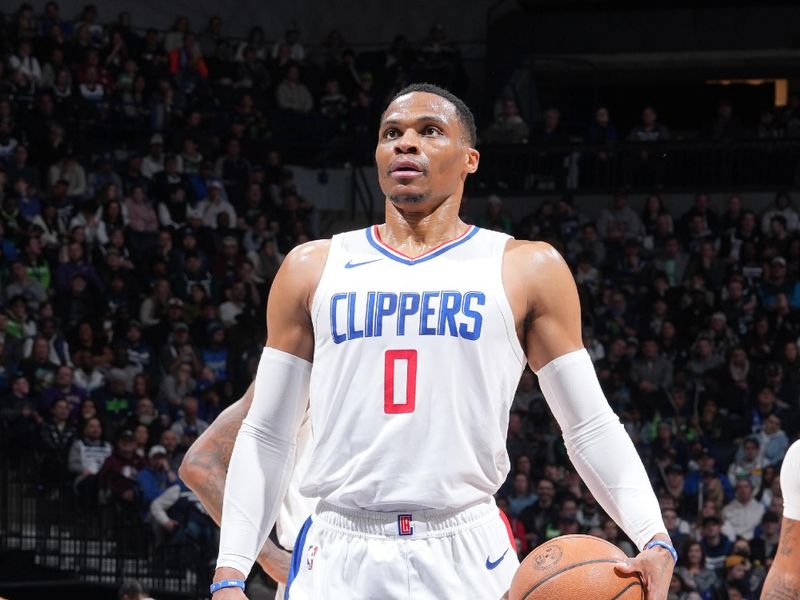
[
  {"xmin": 216, "ymin": 347, "xmax": 311, "ymax": 576},
  {"xmin": 535, "ymin": 348, "xmax": 667, "ymax": 551}
]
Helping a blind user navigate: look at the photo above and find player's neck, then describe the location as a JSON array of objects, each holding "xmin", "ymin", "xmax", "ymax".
[{"xmin": 379, "ymin": 195, "xmax": 467, "ymax": 257}]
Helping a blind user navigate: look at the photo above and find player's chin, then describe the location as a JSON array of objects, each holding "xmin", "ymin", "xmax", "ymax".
[{"xmin": 388, "ymin": 190, "xmax": 430, "ymax": 205}]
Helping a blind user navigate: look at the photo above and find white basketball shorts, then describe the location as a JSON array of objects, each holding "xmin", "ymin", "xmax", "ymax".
[{"xmin": 283, "ymin": 497, "xmax": 518, "ymax": 599}]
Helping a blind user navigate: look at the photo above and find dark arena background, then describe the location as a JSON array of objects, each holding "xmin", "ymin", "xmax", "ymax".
[{"xmin": 1, "ymin": 1, "xmax": 800, "ymax": 598}]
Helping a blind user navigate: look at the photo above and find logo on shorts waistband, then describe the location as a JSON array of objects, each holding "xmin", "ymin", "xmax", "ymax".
[
  {"xmin": 306, "ymin": 545, "xmax": 319, "ymax": 570},
  {"xmin": 398, "ymin": 514, "xmax": 414, "ymax": 536}
]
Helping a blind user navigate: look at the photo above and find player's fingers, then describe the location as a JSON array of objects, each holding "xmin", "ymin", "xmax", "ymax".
[{"xmin": 613, "ymin": 559, "xmax": 640, "ymax": 576}]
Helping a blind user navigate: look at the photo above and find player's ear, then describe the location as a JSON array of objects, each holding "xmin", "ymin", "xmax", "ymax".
[{"xmin": 464, "ymin": 147, "xmax": 479, "ymax": 174}]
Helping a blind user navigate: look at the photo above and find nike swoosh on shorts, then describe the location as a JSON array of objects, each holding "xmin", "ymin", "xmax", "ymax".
[{"xmin": 485, "ymin": 548, "xmax": 509, "ymax": 570}]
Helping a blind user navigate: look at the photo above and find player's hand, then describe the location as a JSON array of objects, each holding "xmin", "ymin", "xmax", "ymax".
[{"xmin": 615, "ymin": 544, "xmax": 674, "ymax": 600}]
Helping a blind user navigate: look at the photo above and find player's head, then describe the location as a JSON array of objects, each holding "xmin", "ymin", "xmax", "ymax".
[{"xmin": 376, "ymin": 83, "xmax": 478, "ymax": 210}]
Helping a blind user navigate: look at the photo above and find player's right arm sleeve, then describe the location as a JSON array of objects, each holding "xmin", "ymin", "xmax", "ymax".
[
  {"xmin": 215, "ymin": 346, "xmax": 311, "ymax": 576},
  {"xmin": 782, "ymin": 440, "xmax": 800, "ymax": 521},
  {"xmin": 535, "ymin": 348, "xmax": 667, "ymax": 551}
]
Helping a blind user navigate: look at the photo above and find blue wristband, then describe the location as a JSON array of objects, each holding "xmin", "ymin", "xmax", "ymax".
[
  {"xmin": 645, "ymin": 540, "xmax": 678, "ymax": 564},
  {"xmin": 210, "ymin": 579, "xmax": 246, "ymax": 595}
]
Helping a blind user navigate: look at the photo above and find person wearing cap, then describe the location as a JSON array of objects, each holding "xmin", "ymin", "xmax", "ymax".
[
  {"xmin": 685, "ymin": 448, "xmax": 734, "ymax": 501},
  {"xmin": 159, "ymin": 320, "xmax": 201, "ymax": 378},
  {"xmin": 196, "ymin": 179, "xmax": 236, "ymax": 230},
  {"xmin": 142, "ymin": 134, "xmax": 165, "ymax": 179},
  {"xmin": 699, "ymin": 516, "xmax": 733, "ymax": 571},
  {"xmin": 98, "ymin": 429, "xmax": 146, "ymax": 506},
  {"xmin": 137, "ymin": 443, "xmax": 178, "ymax": 508},
  {"xmin": 758, "ymin": 255, "xmax": 800, "ymax": 310}
]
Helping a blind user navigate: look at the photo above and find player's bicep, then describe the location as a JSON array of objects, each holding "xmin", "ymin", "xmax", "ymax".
[
  {"xmin": 265, "ymin": 241, "xmax": 329, "ymax": 362},
  {"xmin": 522, "ymin": 243, "xmax": 584, "ymax": 371}
]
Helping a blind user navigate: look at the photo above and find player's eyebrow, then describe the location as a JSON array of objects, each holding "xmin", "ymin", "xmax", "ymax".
[{"xmin": 381, "ymin": 115, "xmax": 449, "ymax": 129}]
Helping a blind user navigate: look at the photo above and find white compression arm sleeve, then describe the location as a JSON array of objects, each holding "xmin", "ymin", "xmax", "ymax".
[
  {"xmin": 782, "ymin": 440, "xmax": 800, "ymax": 521},
  {"xmin": 535, "ymin": 348, "xmax": 667, "ymax": 551},
  {"xmin": 216, "ymin": 347, "xmax": 311, "ymax": 575}
]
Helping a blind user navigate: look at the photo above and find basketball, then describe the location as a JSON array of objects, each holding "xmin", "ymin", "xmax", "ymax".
[{"xmin": 508, "ymin": 534, "xmax": 644, "ymax": 600}]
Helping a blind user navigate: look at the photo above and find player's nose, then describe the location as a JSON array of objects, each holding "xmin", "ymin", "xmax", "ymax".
[{"xmin": 394, "ymin": 129, "xmax": 420, "ymax": 154}]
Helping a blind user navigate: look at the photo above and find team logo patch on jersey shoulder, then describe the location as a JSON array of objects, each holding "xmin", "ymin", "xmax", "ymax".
[
  {"xmin": 398, "ymin": 514, "xmax": 414, "ymax": 536},
  {"xmin": 306, "ymin": 545, "xmax": 319, "ymax": 570}
]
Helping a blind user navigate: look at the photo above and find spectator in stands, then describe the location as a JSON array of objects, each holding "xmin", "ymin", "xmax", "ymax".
[
  {"xmin": 68, "ymin": 415, "xmax": 111, "ymax": 504},
  {"xmin": 92, "ymin": 369, "xmax": 134, "ymax": 429},
  {"xmin": 141, "ymin": 134, "xmax": 165, "ymax": 179},
  {"xmin": 137, "ymin": 444, "xmax": 178, "ymax": 509},
  {"xmin": 272, "ymin": 27, "xmax": 306, "ymax": 63},
  {"xmin": 195, "ymin": 181, "xmax": 235, "ymax": 230},
  {"xmin": 19, "ymin": 335, "xmax": 58, "ymax": 396},
  {"xmin": 482, "ymin": 98, "xmax": 529, "ymax": 144},
  {"xmin": 759, "ymin": 256, "xmax": 800, "ymax": 309},
  {"xmin": 761, "ymin": 190, "xmax": 799, "ymax": 234},
  {"xmin": 40, "ymin": 364, "xmax": 85, "ymax": 416},
  {"xmin": 628, "ymin": 106, "xmax": 671, "ymax": 142},
  {"xmin": 519, "ymin": 478, "xmax": 559, "ymax": 548},
  {"xmin": 275, "ymin": 64, "xmax": 314, "ymax": 113},
  {"xmin": 676, "ymin": 541, "xmax": 719, "ymax": 596},
  {"xmin": 6, "ymin": 259, "xmax": 47, "ymax": 309},
  {"xmin": 98, "ymin": 429, "xmax": 146, "ymax": 506},
  {"xmin": 728, "ymin": 437, "xmax": 765, "ymax": 491},
  {"xmin": 722, "ymin": 478, "xmax": 765, "ymax": 541},
  {"xmin": 705, "ymin": 100, "xmax": 744, "ymax": 141},
  {"xmin": 8, "ymin": 40, "xmax": 42, "ymax": 89},
  {"xmin": 47, "ymin": 151, "xmax": 87, "ymax": 200},
  {"xmin": 170, "ymin": 395, "xmax": 208, "ymax": 442},
  {"xmin": 73, "ymin": 350, "xmax": 104, "ymax": 394},
  {"xmin": 699, "ymin": 515, "xmax": 733, "ymax": 571},
  {"xmin": 597, "ymin": 191, "xmax": 645, "ymax": 244},
  {"xmin": 755, "ymin": 413, "xmax": 788, "ymax": 466},
  {"xmin": 39, "ymin": 398, "xmax": 77, "ymax": 486}
]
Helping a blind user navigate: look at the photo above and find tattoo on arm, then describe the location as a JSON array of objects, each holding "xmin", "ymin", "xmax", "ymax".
[
  {"xmin": 184, "ymin": 405, "xmax": 245, "ymax": 524},
  {"xmin": 762, "ymin": 579, "xmax": 800, "ymax": 599},
  {"xmin": 780, "ymin": 520, "xmax": 795, "ymax": 558}
]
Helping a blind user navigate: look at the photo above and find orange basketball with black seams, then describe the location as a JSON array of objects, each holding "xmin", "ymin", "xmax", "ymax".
[{"xmin": 509, "ymin": 534, "xmax": 644, "ymax": 600}]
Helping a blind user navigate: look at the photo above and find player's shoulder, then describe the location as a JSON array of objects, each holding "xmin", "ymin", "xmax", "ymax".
[
  {"xmin": 504, "ymin": 239, "xmax": 569, "ymax": 274},
  {"xmin": 282, "ymin": 239, "xmax": 332, "ymax": 270}
]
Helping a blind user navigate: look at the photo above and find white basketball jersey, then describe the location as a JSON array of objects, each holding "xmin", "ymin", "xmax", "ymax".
[{"xmin": 302, "ymin": 225, "xmax": 526, "ymax": 511}]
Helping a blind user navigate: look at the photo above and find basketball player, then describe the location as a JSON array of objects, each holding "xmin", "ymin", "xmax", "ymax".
[
  {"xmin": 179, "ymin": 381, "xmax": 314, "ymax": 599},
  {"xmin": 210, "ymin": 83, "xmax": 675, "ymax": 600},
  {"xmin": 760, "ymin": 440, "xmax": 800, "ymax": 599}
]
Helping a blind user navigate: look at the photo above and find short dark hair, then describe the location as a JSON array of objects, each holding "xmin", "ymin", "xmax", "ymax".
[
  {"xmin": 385, "ymin": 83, "xmax": 477, "ymax": 146},
  {"xmin": 118, "ymin": 580, "xmax": 145, "ymax": 600}
]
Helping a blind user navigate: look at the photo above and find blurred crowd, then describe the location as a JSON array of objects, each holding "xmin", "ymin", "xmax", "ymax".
[
  {"xmin": 491, "ymin": 190, "xmax": 800, "ymax": 600},
  {"xmin": 0, "ymin": 4, "xmax": 798, "ymax": 600}
]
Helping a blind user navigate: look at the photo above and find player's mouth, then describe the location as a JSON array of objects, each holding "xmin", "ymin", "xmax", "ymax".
[{"xmin": 389, "ymin": 159, "xmax": 426, "ymax": 180}]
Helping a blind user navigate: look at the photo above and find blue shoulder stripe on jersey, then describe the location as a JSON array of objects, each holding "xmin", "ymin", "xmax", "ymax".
[
  {"xmin": 284, "ymin": 515, "xmax": 313, "ymax": 600},
  {"xmin": 365, "ymin": 225, "xmax": 481, "ymax": 265}
]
